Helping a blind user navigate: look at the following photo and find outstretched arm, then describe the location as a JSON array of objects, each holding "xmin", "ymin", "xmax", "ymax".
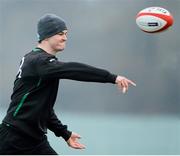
[
  {"xmin": 36, "ymin": 56, "xmax": 117, "ymax": 83},
  {"xmin": 36, "ymin": 56, "xmax": 136, "ymax": 90},
  {"xmin": 36, "ymin": 56, "xmax": 136, "ymax": 93}
]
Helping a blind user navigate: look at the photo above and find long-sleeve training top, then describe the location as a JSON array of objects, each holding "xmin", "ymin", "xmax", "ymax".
[{"xmin": 3, "ymin": 47, "xmax": 117, "ymax": 141}]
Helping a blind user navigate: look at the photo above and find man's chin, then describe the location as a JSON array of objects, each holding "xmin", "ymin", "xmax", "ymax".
[{"xmin": 56, "ymin": 48, "xmax": 65, "ymax": 52}]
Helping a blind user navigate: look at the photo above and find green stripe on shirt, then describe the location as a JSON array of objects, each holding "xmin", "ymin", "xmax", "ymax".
[{"xmin": 13, "ymin": 92, "xmax": 30, "ymax": 117}]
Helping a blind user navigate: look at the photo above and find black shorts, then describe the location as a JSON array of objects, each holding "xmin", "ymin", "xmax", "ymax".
[{"xmin": 0, "ymin": 123, "xmax": 58, "ymax": 155}]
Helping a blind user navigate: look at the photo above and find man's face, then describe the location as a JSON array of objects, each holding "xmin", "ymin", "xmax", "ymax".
[{"xmin": 47, "ymin": 30, "xmax": 68, "ymax": 52}]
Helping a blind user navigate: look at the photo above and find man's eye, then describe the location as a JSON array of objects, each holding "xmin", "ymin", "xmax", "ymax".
[{"xmin": 58, "ymin": 32, "xmax": 67, "ymax": 36}]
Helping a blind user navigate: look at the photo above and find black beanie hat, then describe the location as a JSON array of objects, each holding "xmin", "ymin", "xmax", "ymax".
[{"xmin": 37, "ymin": 14, "xmax": 67, "ymax": 42}]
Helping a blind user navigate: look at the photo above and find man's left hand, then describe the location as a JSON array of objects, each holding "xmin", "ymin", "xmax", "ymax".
[{"xmin": 66, "ymin": 132, "xmax": 86, "ymax": 149}]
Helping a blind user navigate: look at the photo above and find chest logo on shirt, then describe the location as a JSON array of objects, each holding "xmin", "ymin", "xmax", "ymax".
[
  {"xmin": 17, "ymin": 57, "xmax": 25, "ymax": 78},
  {"xmin": 49, "ymin": 58, "xmax": 56, "ymax": 62}
]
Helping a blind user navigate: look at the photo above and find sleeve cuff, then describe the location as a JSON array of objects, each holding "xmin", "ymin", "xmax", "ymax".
[
  {"xmin": 107, "ymin": 73, "xmax": 117, "ymax": 84},
  {"xmin": 61, "ymin": 130, "xmax": 72, "ymax": 141}
]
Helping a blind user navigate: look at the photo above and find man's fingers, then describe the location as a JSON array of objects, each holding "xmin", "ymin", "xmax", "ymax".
[
  {"xmin": 127, "ymin": 79, "xmax": 136, "ymax": 86},
  {"xmin": 75, "ymin": 135, "xmax": 81, "ymax": 139},
  {"xmin": 121, "ymin": 80, "xmax": 128, "ymax": 93},
  {"xmin": 117, "ymin": 83, "xmax": 127, "ymax": 94},
  {"xmin": 71, "ymin": 142, "xmax": 86, "ymax": 149},
  {"xmin": 75, "ymin": 143, "xmax": 86, "ymax": 149},
  {"xmin": 122, "ymin": 87, "xmax": 127, "ymax": 93},
  {"xmin": 120, "ymin": 79, "xmax": 126, "ymax": 88},
  {"xmin": 72, "ymin": 132, "xmax": 81, "ymax": 139}
]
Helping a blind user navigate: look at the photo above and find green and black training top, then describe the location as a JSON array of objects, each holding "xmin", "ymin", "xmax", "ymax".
[{"xmin": 3, "ymin": 48, "xmax": 117, "ymax": 141}]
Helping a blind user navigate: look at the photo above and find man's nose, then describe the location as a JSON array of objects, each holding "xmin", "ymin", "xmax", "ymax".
[{"xmin": 62, "ymin": 34, "xmax": 67, "ymax": 41}]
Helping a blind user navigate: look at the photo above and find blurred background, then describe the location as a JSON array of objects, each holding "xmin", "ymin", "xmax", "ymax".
[{"xmin": 0, "ymin": 0, "xmax": 179, "ymax": 154}]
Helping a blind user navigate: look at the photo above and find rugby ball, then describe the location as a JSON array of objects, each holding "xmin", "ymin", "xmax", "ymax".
[{"xmin": 136, "ymin": 7, "xmax": 174, "ymax": 33}]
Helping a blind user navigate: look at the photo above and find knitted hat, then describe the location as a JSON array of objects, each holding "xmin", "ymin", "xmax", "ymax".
[{"xmin": 37, "ymin": 14, "xmax": 67, "ymax": 41}]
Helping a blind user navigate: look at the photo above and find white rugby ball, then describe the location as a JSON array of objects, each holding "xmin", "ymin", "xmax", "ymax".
[{"xmin": 136, "ymin": 7, "xmax": 174, "ymax": 33}]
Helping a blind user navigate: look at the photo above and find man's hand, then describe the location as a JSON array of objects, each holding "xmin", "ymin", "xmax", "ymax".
[
  {"xmin": 115, "ymin": 75, "xmax": 136, "ymax": 93},
  {"xmin": 66, "ymin": 132, "xmax": 86, "ymax": 149}
]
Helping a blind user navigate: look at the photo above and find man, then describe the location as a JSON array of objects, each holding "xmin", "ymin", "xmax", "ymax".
[{"xmin": 0, "ymin": 14, "xmax": 136, "ymax": 155}]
